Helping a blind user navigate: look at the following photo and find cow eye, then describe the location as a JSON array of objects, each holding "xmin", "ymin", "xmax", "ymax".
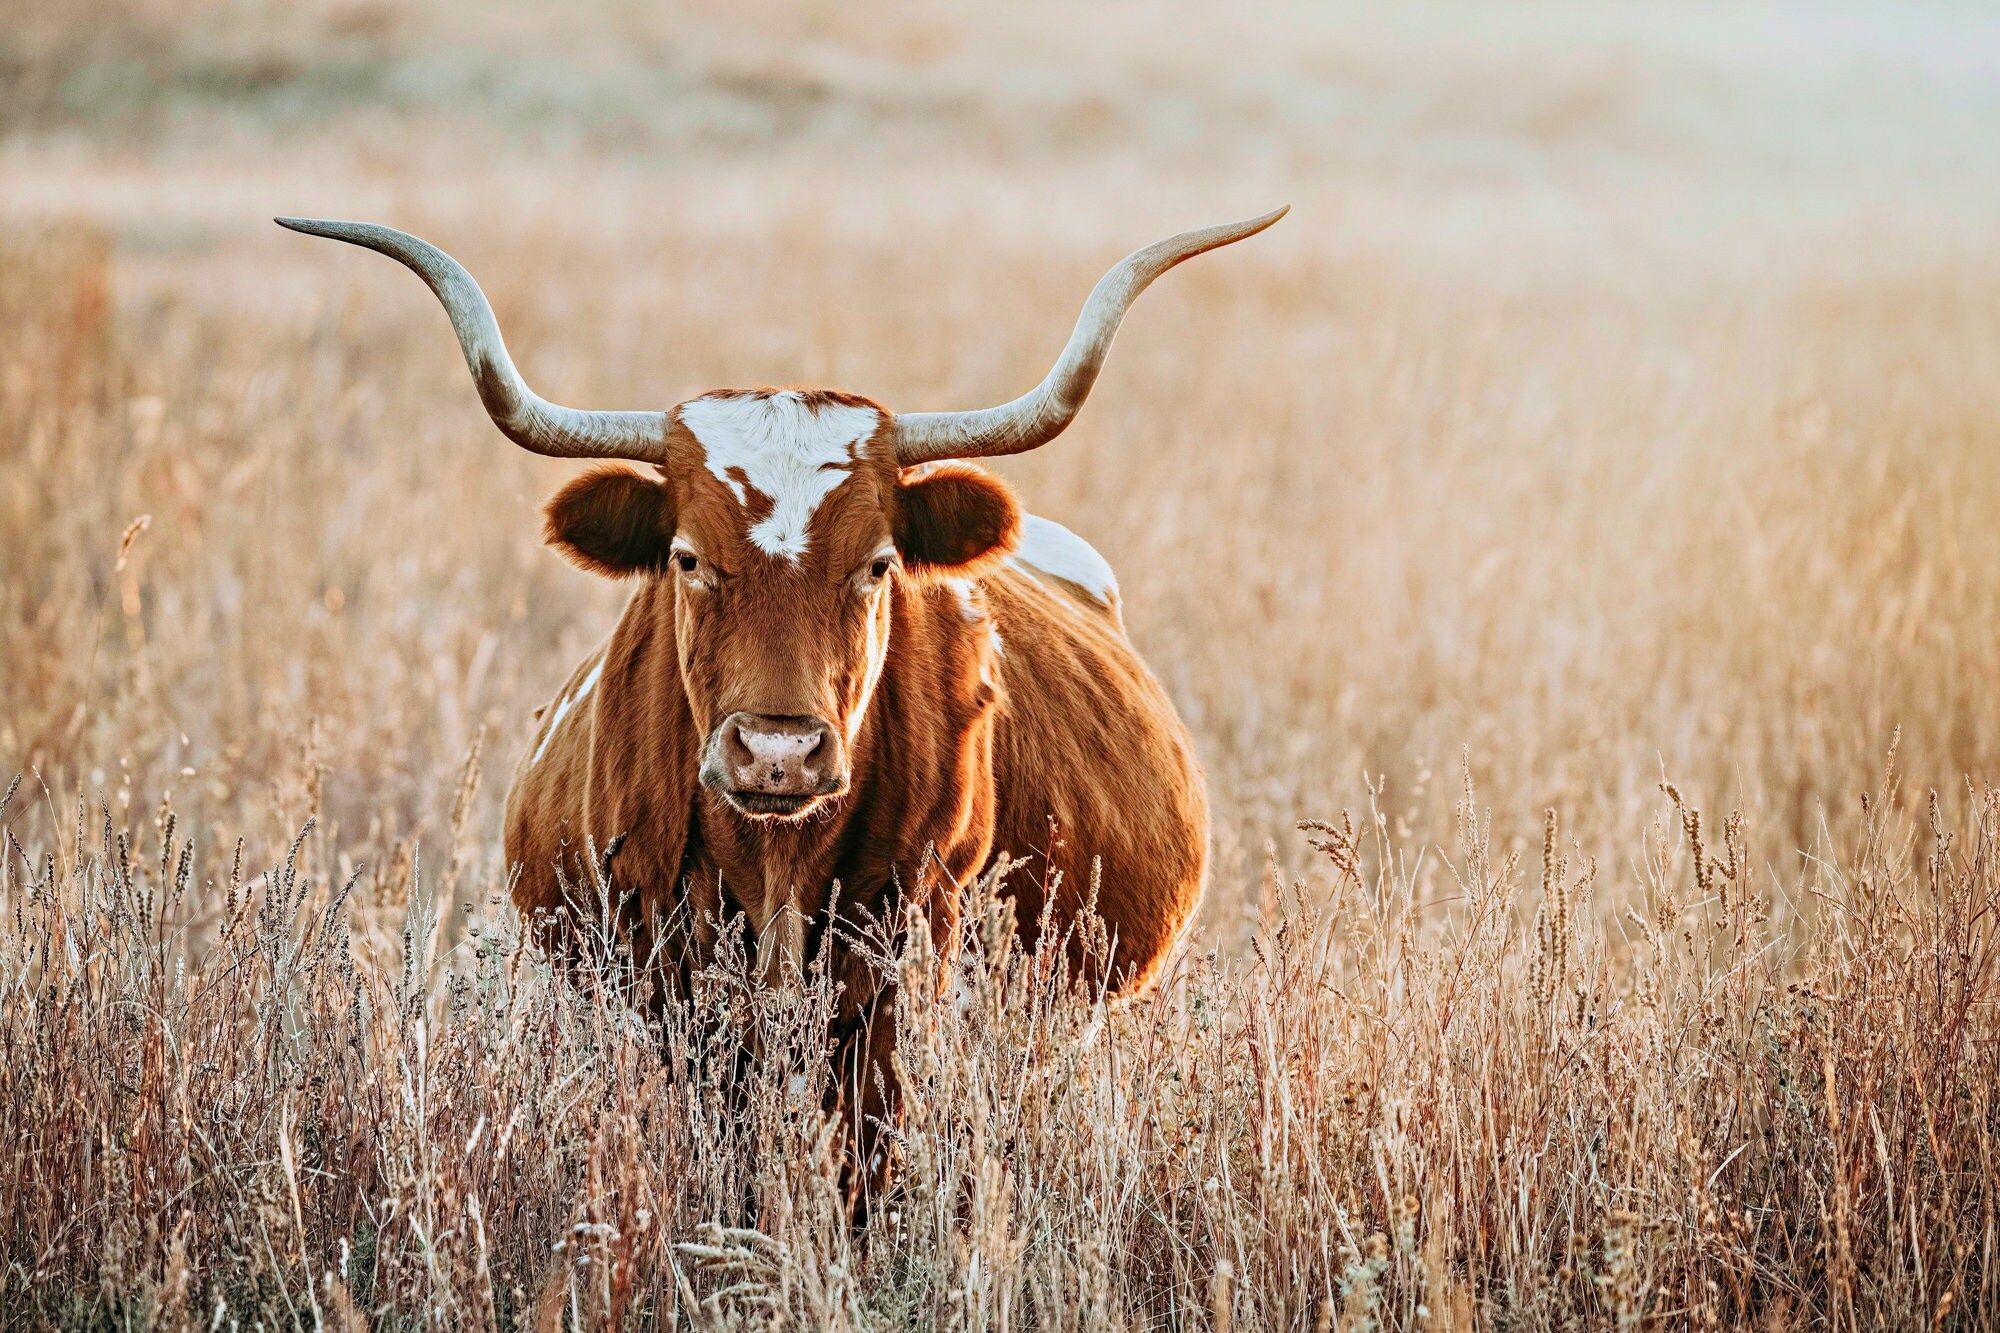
[
  {"xmin": 856, "ymin": 552, "xmax": 896, "ymax": 590},
  {"xmin": 672, "ymin": 550, "xmax": 701, "ymax": 577},
  {"xmin": 853, "ymin": 548, "xmax": 897, "ymax": 590}
]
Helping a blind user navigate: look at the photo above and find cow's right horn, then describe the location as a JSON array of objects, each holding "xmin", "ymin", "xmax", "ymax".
[
  {"xmin": 277, "ymin": 218, "xmax": 670, "ymax": 463},
  {"xmin": 891, "ymin": 206, "xmax": 1288, "ymax": 465}
]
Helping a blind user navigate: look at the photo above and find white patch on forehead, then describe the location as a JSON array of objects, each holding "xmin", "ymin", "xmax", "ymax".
[
  {"xmin": 679, "ymin": 392, "xmax": 881, "ymax": 561},
  {"xmin": 1007, "ymin": 514, "xmax": 1119, "ymax": 608},
  {"xmin": 531, "ymin": 661, "xmax": 601, "ymax": 765}
]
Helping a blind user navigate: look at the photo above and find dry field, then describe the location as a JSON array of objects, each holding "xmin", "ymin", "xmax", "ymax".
[{"xmin": 5, "ymin": 1, "xmax": 2000, "ymax": 1327}]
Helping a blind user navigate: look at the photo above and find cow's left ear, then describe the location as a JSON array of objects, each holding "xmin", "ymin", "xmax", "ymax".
[
  {"xmin": 894, "ymin": 463, "xmax": 1022, "ymax": 575},
  {"xmin": 543, "ymin": 466, "xmax": 677, "ymax": 578}
]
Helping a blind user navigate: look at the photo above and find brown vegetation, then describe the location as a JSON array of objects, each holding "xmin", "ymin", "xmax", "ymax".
[{"xmin": 4, "ymin": 1, "xmax": 2000, "ymax": 1325}]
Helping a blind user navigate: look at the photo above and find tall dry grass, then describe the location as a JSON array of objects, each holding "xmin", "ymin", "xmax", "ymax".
[
  {"xmin": 6, "ymin": 0, "xmax": 2000, "ymax": 1326},
  {"xmin": 4, "ymin": 747, "xmax": 1996, "ymax": 1326}
]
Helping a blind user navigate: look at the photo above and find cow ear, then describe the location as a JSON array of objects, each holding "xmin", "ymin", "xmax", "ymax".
[
  {"xmin": 543, "ymin": 467, "xmax": 676, "ymax": 578},
  {"xmin": 895, "ymin": 463, "xmax": 1022, "ymax": 575}
]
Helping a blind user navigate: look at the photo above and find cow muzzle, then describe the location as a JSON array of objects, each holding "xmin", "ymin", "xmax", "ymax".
[{"xmin": 701, "ymin": 713, "xmax": 847, "ymax": 819}]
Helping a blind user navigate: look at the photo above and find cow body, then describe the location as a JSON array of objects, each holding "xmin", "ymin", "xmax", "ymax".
[{"xmin": 504, "ymin": 506, "xmax": 1208, "ymax": 1006}]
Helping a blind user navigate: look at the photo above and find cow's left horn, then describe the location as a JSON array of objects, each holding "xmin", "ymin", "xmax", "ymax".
[
  {"xmin": 891, "ymin": 206, "xmax": 1288, "ymax": 465},
  {"xmin": 276, "ymin": 218, "xmax": 670, "ymax": 463}
]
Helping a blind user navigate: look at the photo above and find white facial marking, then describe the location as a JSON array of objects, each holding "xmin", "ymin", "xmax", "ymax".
[
  {"xmin": 847, "ymin": 581, "xmax": 891, "ymax": 744},
  {"xmin": 679, "ymin": 393, "xmax": 881, "ymax": 561},
  {"xmin": 531, "ymin": 661, "xmax": 602, "ymax": 765},
  {"xmin": 1007, "ymin": 513, "xmax": 1119, "ymax": 607}
]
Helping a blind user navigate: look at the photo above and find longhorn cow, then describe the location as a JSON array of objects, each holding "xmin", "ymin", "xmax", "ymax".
[{"xmin": 280, "ymin": 206, "xmax": 1285, "ymax": 1163}]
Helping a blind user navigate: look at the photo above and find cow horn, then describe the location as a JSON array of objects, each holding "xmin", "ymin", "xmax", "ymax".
[
  {"xmin": 275, "ymin": 218, "xmax": 670, "ymax": 462},
  {"xmin": 891, "ymin": 206, "xmax": 1288, "ymax": 464}
]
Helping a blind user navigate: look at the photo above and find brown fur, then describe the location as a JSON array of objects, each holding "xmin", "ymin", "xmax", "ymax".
[{"xmin": 503, "ymin": 392, "xmax": 1209, "ymax": 1171}]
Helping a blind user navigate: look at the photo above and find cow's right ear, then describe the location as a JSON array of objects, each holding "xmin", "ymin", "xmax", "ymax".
[{"xmin": 542, "ymin": 467, "xmax": 676, "ymax": 578}]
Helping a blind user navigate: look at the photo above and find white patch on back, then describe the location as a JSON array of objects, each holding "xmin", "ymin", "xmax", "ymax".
[
  {"xmin": 679, "ymin": 393, "xmax": 881, "ymax": 560},
  {"xmin": 1007, "ymin": 514, "xmax": 1119, "ymax": 608},
  {"xmin": 531, "ymin": 661, "xmax": 602, "ymax": 765}
]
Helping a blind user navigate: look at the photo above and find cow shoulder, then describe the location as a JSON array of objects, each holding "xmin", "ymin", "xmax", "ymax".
[
  {"xmin": 503, "ymin": 582, "xmax": 704, "ymax": 949},
  {"xmin": 504, "ymin": 645, "xmax": 610, "ymax": 921}
]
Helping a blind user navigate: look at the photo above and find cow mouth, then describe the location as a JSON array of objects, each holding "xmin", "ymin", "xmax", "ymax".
[{"xmin": 724, "ymin": 791, "xmax": 823, "ymax": 820}]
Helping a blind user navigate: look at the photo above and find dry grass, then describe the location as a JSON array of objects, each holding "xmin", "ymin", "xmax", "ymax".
[{"xmin": 5, "ymin": 1, "xmax": 2000, "ymax": 1326}]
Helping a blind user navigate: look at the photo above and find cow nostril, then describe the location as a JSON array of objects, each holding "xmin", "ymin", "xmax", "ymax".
[{"xmin": 716, "ymin": 714, "xmax": 841, "ymax": 792}]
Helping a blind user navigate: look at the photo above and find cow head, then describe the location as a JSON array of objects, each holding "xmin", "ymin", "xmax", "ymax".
[
  {"xmin": 276, "ymin": 207, "xmax": 1286, "ymax": 820},
  {"xmin": 540, "ymin": 396, "xmax": 1020, "ymax": 818}
]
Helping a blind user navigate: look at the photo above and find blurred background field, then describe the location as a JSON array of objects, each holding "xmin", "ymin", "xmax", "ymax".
[
  {"xmin": 7, "ymin": 0, "xmax": 2000, "ymax": 908},
  {"xmin": 5, "ymin": 2, "xmax": 2000, "ymax": 1326}
]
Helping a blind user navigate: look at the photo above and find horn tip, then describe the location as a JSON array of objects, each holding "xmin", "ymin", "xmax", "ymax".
[{"xmin": 275, "ymin": 216, "xmax": 393, "ymax": 247}]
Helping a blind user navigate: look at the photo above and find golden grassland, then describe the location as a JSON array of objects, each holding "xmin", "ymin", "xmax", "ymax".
[{"xmin": 4, "ymin": 1, "xmax": 2000, "ymax": 1326}]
